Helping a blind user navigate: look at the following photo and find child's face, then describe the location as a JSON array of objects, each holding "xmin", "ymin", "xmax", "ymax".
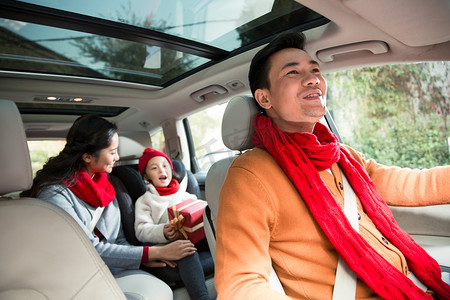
[{"xmin": 144, "ymin": 156, "xmax": 173, "ymax": 188}]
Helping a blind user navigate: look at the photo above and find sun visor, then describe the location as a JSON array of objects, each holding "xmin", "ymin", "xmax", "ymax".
[{"xmin": 342, "ymin": 0, "xmax": 450, "ymax": 47}]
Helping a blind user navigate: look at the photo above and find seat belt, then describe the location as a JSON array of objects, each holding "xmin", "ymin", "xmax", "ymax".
[
  {"xmin": 87, "ymin": 206, "xmax": 105, "ymax": 232},
  {"xmin": 205, "ymin": 205, "xmax": 216, "ymax": 239},
  {"xmin": 332, "ymin": 170, "xmax": 359, "ymax": 300}
]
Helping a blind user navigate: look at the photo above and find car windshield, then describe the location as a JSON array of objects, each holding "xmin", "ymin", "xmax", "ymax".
[{"xmin": 0, "ymin": 0, "xmax": 328, "ymax": 87}]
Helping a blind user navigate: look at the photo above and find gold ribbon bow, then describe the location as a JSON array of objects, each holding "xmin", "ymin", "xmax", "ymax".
[{"xmin": 170, "ymin": 214, "xmax": 188, "ymax": 239}]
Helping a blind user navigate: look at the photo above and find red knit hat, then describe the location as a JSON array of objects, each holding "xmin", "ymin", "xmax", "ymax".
[{"xmin": 138, "ymin": 147, "xmax": 173, "ymax": 175}]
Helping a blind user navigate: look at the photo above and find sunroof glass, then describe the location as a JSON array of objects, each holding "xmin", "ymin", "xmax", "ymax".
[
  {"xmin": 0, "ymin": 18, "xmax": 208, "ymax": 86},
  {"xmin": 16, "ymin": 0, "xmax": 323, "ymax": 50},
  {"xmin": 1, "ymin": 0, "xmax": 328, "ymax": 87}
]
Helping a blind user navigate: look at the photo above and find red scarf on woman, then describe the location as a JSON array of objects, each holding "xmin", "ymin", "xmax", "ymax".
[
  {"xmin": 66, "ymin": 171, "xmax": 115, "ymax": 207},
  {"xmin": 154, "ymin": 178, "xmax": 180, "ymax": 196},
  {"xmin": 253, "ymin": 113, "xmax": 450, "ymax": 300}
]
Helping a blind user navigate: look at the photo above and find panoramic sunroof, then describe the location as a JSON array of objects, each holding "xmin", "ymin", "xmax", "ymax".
[{"xmin": 0, "ymin": 0, "xmax": 328, "ymax": 87}]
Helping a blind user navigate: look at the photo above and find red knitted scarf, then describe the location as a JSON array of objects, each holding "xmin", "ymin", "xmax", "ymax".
[
  {"xmin": 155, "ymin": 178, "xmax": 180, "ymax": 196},
  {"xmin": 253, "ymin": 114, "xmax": 450, "ymax": 300},
  {"xmin": 66, "ymin": 171, "xmax": 115, "ymax": 207}
]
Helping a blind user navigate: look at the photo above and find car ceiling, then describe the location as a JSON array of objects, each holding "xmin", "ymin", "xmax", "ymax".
[{"xmin": 0, "ymin": 0, "xmax": 449, "ymax": 138}]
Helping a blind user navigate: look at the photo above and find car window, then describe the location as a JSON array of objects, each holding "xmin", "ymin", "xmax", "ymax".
[
  {"xmin": 27, "ymin": 140, "xmax": 66, "ymax": 177},
  {"xmin": 326, "ymin": 61, "xmax": 449, "ymax": 168},
  {"xmin": 150, "ymin": 128, "xmax": 165, "ymax": 153},
  {"xmin": 188, "ymin": 102, "xmax": 238, "ymax": 172},
  {"xmin": 28, "ymin": 131, "xmax": 163, "ymax": 177}
]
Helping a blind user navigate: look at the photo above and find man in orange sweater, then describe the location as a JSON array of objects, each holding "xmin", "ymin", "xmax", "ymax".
[{"xmin": 214, "ymin": 31, "xmax": 450, "ymax": 300}]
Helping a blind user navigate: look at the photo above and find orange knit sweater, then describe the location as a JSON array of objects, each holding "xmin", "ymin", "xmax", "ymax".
[{"xmin": 215, "ymin": 146, "xmax": 449, "ymax": 300}]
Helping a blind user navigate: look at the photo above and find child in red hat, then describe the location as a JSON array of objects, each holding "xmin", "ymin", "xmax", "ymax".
[{"xmin": 135, "ymin": 147, "xmax": 213, "ymax": 300}]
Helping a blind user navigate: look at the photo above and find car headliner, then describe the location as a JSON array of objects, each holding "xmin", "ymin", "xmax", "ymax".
[{"xmin": 0, "ymin": 0, "xmax": 449, "ymax": 138}]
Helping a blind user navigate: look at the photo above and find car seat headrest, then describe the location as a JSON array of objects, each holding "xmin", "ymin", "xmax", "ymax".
[
  {"xmin": 172, "ymin": 160, "xmax": 186, "ymax": 183},
  {"xmin": 0, "ymin": 100, "xmax": 33, "ymax": 195},
  {"xmin": 221, "ymin": 95, "xmax": 260, "ymax": 152}
]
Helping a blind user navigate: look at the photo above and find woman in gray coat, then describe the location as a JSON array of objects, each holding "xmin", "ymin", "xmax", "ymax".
[{"xmin": 26, "ymin": 115, "xmax": 196, "ymax": 300}]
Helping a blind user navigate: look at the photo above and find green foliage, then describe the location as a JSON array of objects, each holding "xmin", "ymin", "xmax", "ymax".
[
  {"xmin": 28, "ymin": 140, "xmax": 66, "ymax": 177},
  {"xmin": 29, "ymin": 149, "xmax": 50, "ymax": 178},
  {"xmin": 188, "ymin": 106, "xmax": 225, "ymax": 158},
  {"xmin": 326, "ymin": 62, "xmax": 449, "ymax": 168}
]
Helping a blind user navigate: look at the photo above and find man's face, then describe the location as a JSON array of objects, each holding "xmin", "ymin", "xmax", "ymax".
[{"xmin": 255, "ymin": 48, "xmax": 327, "ymax": 133}]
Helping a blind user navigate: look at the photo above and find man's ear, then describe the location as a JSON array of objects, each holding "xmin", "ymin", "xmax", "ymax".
[
  {"xmin": 254, "ymin": 89, "xmax": 272, "ymax": 110},
  {"xmin": 82, "ymin": 153, "xmax": 92, "ymax": 164}
]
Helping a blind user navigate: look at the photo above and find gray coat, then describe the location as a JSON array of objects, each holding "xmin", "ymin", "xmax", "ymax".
[{"xmin": 38, "ymin": 183, "xmax": 143, "ymax": 274}]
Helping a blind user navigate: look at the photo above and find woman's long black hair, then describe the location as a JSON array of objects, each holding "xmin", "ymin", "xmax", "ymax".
[{"xmin": 25, "ymin": 115, "xmax": 117, "ymax": 196}]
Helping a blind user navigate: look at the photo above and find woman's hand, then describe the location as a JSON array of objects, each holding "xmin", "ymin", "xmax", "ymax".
[
  {"xmin": 161, "ymin": 260, "xmax": 177, "ymax": 268},
  {"xmin": 147, "ymin": 240, "xmax": 196, "ymax": 263},
  {"xmin": 161, "ymin": 240, "xmax": 196, "ymax": 260}
]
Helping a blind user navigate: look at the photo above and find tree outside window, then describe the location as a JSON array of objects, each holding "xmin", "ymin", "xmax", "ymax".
[{"xmin": 326, "ymin": 62, "xmax": 449, "ymax": 168}]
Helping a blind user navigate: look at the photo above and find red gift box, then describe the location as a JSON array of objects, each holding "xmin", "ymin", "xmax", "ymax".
[{"xmin": 168, "ymin": 199, "xmax": 208, "ymax": 244}]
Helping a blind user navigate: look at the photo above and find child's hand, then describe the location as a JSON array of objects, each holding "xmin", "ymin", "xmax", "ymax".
[{"xmin": 163, "ymin": 223, "xmax": 179, "ymax": 241}]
